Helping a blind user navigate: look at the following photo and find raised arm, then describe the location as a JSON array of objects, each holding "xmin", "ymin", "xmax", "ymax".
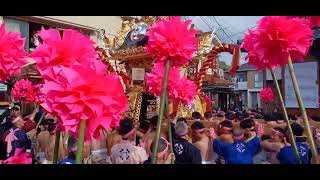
[{"xmin": 256, "ymin": 124, "xmax": 265, "ymax": 138}]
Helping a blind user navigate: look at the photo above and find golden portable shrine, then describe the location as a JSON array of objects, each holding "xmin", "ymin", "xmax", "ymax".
[{"xmin": 97, "ymin": 16, "xmax": 241, "ymax": 122}]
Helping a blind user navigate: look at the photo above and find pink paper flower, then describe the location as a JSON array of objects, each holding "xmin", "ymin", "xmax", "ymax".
[
  {"xmin": 55, "ymin": 119, "xmax": 65, "ymax": 132},
  {"xmin": 170, "ymin": 76, "xmax": 197, "ymax": 105},
  {"xmin": 33, "ymin": 84, "xmax": 47, "ymax": 103},
  {"xmin": 11, "ymin": 79, "xmax": 45, "ymax": 104},
  {"xmin": 146, "ymin": 62, "xmax": 180, "ymax": 96},
  {"xmin": 242, "ymin": 16, "xmax": 313, "ymax": 70},
  {"xmin": 287, "ymin": 16, "xmax": 320, "ymax": 28},
  {"xmin": 146, "ymin": 16, "xmax": 198, "ymax": 67},
  {"xmin": 30, "ymin": 28, "xmax": 97, "ymax": 83},
  {"xmin": 3, "ymin": 148, "xmax": 32, "ymax": 164},
  {"xmin": 0, "ymin": 23, "xmax": 27, "ymax": 82},
  {"xmin": 41, "ymin": 60, "xmax": 128, "ymax": 141},
  {"xmin": 260, "ymin": 88, "xmax": 275, "ymax": 103},
  {"xmin": 32, "ymin": 28, "xmax": 128, "ymax": 141},
  {"xmin": 147, "ymin": 63, "xmax": 196, "ymax": 105}
]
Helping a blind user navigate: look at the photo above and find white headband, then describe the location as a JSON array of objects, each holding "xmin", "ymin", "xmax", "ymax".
[{"xmin": 11, "ymin": 116, "xmax": 21, "ymax": 124}]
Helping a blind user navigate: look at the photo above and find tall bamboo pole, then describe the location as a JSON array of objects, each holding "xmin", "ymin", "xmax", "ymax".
[
  {"xmin": 34, "ymin": 112, "xmax": 45, "ymax": 131},
  {"xmin": 287, "ymin": 57, "xmax": 318, "ymax": 164},
  {"xmin": 270, "ymin": 69, "xmax": 301, "ymax": 164},
  {"xmin": 152, "ymin": 59, "xmax": 170, "ymax": 164},
  {"xmin": 165, "ymin": 96, "xmax": 174, "ymax": 160},
  {"xmin": 75, "ymin": 120, "xmax": 86, "ymax": 164},
  {"xmin": 53, "ymin": 131, "xmax": 61, "ymax": 164}
]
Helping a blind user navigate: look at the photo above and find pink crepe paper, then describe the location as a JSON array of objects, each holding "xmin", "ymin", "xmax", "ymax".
[
  {"xmin": 0, "ymin": 23, "xmax": 27, "ymax": 82},
  {"xmin": 242, "ymin": 16, "xmax": 313, "ymax": 70},
  {"xmin": 30, "ymin": 28, "xmax": 97, "ymax": 83},
  {"xmin": 146, "ymin": 16, "xmax": 198, "ymax": 67},
  {"xmin": 260, "ymin": 88, "xmax": 275, "ymax": 103},
  {"xmin": 31, "ymin": 28, "xmax": 128, "ymax": 141},
  {"xmin": 12, "ymin": 79, "xmax": 46, "ymax": 104},
  {"xmin": 147, "ymin": 63, "xmax": 197, "ymax": 105},
  {"xmin": 170, "ymin": 76, "xmax": 197, "ymax": 105},
  {"xmin": 41, "ymin": 60, "xmax": 128, "ymax": 141},
  {"xmin": 287, "ymin": 16, "xmax": 320, "ymax": 28},
  {"xmin": 3, "ymin": 148, "xmax": 32, "ymax": 164}
]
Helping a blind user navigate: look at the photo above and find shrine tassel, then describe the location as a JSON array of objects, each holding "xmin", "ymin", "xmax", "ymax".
[
  {"xmin": 76, "ymin": 120, "xmax": 86, "ymax": 164},
  {"xmin": 287, "ymin": 57, "xmax": 318, "ymax": 164},
  {"xmin": 270, "ymin": 69, "xmax": 301, "ymax": 164},
  {"xmin": 53, "ymin": 131, "xmax": 61, "ymax": 164},
  {"xmin": 152, "ymin": 59, "xmax": 170, "ymax": 164}
]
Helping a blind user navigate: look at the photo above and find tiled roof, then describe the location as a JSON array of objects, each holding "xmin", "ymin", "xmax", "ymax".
[{"xmin": 237, "ymin": 63, "xmax": 256, "ymax": 71}]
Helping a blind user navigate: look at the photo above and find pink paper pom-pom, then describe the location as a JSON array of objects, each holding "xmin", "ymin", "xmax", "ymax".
[
  {"xmin": 260, "ymin": 87, "xmax": 275, "ymax": 103},
  {"xmin": 12, "ymin": 79, "xmax": 45, "ymax": 104},
  {"xmin": 242, "ymin": 16, "xmax": 313, "ymax": 70},
  {"xmin": 31, "ymin": 28, "xmax": 128, "ymax": 141},
  {"xmin": 3, "ymin": 148, "xmax": 32, "ymax": 164},
  {"xmin": 287, "ymin": 16, "xmax": 320, "ymax": 28},
  {"xmin": 170, "ymin": 76, "xmax": 197, "ymax": 105},
  {"xmin": 41, "ymin": 61, "xmax": 128, "ymax": 142},
  {"xmin": 147, "ymin": 63, "xmax": 197, "ymax": 105},
  {"xmin": 0, "ymin": 23, "xmax": 27, "ymax": 82},
  {"xmin": 146, "ymin": 16, "xmax": 198, "ymax": 67},
  {"xmin": 30, "ymin": 28, "xmax": 97, "ymax": 83}
]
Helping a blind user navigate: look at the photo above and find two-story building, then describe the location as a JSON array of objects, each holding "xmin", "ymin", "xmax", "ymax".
[
  {"xmin": 233, "ymin": 63, "xmax": 264, "ymax": 110},
  {"xmin": 0, "ymin": 16, "xmax": 122, "ymax": 106},
  {"xmin": 262, "ymin": 28, "xmax": 320, "ymax": 117}
]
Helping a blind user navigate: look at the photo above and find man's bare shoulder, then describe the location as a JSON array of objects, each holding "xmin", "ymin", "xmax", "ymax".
[
  {"xmin": 261, "ymin": 140, "xmax": 284, "ymax": 151},
  {"xmin": 193, "ymin": 140, "xmax": 206, "ymax": 150},
  {"xmin": 38, "ymin": 131, "xmax": 49, "ymax": 138},
  {"xmin": 219, "ymin": 134, "xmax": 234, "ymax": 143}
]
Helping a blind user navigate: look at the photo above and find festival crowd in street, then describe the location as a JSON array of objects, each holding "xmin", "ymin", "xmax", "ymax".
[{"xmin": 1, "ymin": 103, "xmax": 320, "ymax": 164}]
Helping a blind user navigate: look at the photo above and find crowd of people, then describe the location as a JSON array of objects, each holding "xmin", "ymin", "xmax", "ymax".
[{"xmin": 1, "ymin": 102, "xmax": 320, "ymax": 164}]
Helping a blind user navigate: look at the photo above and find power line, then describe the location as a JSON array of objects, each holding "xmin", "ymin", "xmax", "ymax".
[
  {"xmin": 211, "ymin": 16, "xmax": 236, "ymax": 44},
  {"xmin": 205, "ymin": 16, "xmax": 217, "ymax": 30},
  {"xmin": 199, "ymin": 16, "xmax": 215, "ymax": 32},
  {"xmin": 207, "ymin": 16, "xmax": 229, "ymax": 32},
  {"xmin": 198, "ymin": 16, "xmax": 227, "ymax": 44},
  {"xmin": 229, "ymin": 25, "xmax": 258, "ymax": 37}
]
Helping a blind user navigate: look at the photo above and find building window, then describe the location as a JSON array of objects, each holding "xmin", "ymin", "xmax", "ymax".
[
  {"xmin": 254, "ymin": 72, "xmax": 263, "ymax": 88},
  {"xmin": 3, "ymin": 17, "xmax": 29, "ymax": 52},
  {"xmin": 29, "ymin": 22, "xmax": 53, "ymax": 53},
  {"xmin": 4, "ymin": 17, "xmax": 93, "ymax": 54},
  {"xmin": 236, "ymin": 72, "xmax": 247, "ymax": 82}
]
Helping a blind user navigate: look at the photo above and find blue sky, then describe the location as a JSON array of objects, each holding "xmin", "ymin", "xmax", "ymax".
[{"xmin": 184, "ymin": 16, "xmax": 263, "ymax": 65}]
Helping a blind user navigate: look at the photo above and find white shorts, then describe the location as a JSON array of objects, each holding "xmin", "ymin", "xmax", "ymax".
[
  {"xmin": 202, "ymin": 160, "xmax": 216, "ymax": 164},
  {"xmin": 91, "ymin": 149, "xmax": 108, "ymax": 164},
  {"xmin": 36, "ymin": 152, "xmax": 46, "ymax": 164},
  {"xmin": 42, "ymin": 159, "xmax": 53, "ymax": 164},
  {"xmin": 105, "ymin": 155, "xmax": 112, "ymax": 164}
]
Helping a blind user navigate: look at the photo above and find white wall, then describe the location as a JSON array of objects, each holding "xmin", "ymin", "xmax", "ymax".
[
  {"xmin": 2, "ymin": 16, "xmax": 123, "ymax": 48},
  {"xmin": 266, "ymin": 67, "xmax": 282, "ymax": 80},
  {"xmin": 44, "ymin": 16, "xmax": 122, "ymax": 36},
  {"xmin": 284, "ymin": 61, "xmax": 319, "ymax": 108}
]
